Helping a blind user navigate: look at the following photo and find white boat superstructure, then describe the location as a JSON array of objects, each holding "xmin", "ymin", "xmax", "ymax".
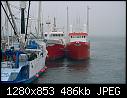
[
  {"xmin": 44, "ymin": 31, "xmax": 66, "ymax": 45},
  {"xmin": 1, "ymin": 39, "xmax": 47, "ymax": 83},
  {"xmin": 1, "ymin": 1, "xmax": 47, "ymax": 83}
]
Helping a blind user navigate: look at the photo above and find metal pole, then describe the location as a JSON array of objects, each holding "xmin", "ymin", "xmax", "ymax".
[
  {"xmin": 86, "ymin": 6, "xmax": 90, "ymax": 33},
  {"xmin": 20, "ymin": 1, "xmax": 26, "ymax": 44},
  {"xmin": 67, "ymin": 6, "xmax": 69, "ymax": 43},
  {"xmin": 41, "ymin": 4, "xmax": 44, "ymax": 39},
  {"xmin": 67, "ymin": 6, "xmax": 69, "ymax": 33},
  {"xmin": 5, "ymin": 2, "xmax": 8, "ymax": 37},
  {"xmin": 53, "ymin": 17, "xmax": 56, "ymax": 32},
  {"xmin": 21, "ymin": 8, "xmax": 25, "ymax": 34},
  {"xmin": 38, "ymin": 1, "xmax": 42, "ymax": 38},
  {"xmin": 25, "ymin": 1, "xmax": 31, "ymax": 41}
]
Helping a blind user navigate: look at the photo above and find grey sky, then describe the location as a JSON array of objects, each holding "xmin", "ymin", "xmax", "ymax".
[{"xmin": 1, "ymin": 1, "xmax": 126, "ymax": 37}]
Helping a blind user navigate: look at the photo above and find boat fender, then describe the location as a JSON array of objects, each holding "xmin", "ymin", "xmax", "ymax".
[
  {"xmin": 40, "ymin": 69, "xmax": 45, "ymax": 72},
  {"xmin": 44, "ymin": 66, "xmax": 47, "ymax": 69},
  {"xmin": 35, "ymin": 74, "xmax": 39, "ymax": 78}
]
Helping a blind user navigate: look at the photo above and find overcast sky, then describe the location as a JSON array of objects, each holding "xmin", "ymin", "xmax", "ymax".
[{"xmin": 1, "ymin": 1, "xmax": 126, "ymax": 37}]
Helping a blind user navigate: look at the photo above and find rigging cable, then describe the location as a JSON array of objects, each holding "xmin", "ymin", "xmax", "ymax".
[{"xmin": 1, "ymin": 1, "xmax": 18, "ymax": 38}]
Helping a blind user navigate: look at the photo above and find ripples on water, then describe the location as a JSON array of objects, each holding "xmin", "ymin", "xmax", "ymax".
[{"xmin": 34, "ymin": 36, "xmax": 126, "ymax": 84}]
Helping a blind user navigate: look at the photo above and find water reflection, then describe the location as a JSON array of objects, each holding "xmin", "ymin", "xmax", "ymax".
[
  {"xmin": 46, "ymin": 58, "xmax": 90, "ymax": 72},
  {"xmin": 33, "ymin": 58, "xmax": 90, "ymax": 84},
  {"xmin": 64, "ymin": 58, "xmax": 90, "ymax": 72},
  {"xmin": 46, "ymin": 59, "xmax": 65, "ymax": 68},
  {"xmin": 33, "ymin": 37, "xmax": 125, "ymax": 84}
]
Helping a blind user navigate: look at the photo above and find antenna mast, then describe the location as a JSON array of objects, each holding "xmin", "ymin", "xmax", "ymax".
[
  {"xmin": 20, "ymin": 1, "xmax": 26, "ymax": 43},
  {"xmin": 66, "ymin": 6, "xmax": 69, "ymax": 43},
  {"xmin": 53, "ymin": 17, "xmax": 56, "ymax": 32},
  {"xmin": 41, "ymin": 3, "xmax": 44, "ymax": 39},
  {"xmin": 37, "ymin": 1, "xmax": 42, "ymax": 38},
  {"xmin": 86, "ymin": 5, "xmax": 90, "ymax": 33},
  {"xmin": 4, "ymin": 2, "xmax": 8, "ymax": 37}
]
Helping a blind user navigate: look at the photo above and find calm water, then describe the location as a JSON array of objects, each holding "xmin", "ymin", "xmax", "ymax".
[{"xmin": 34, "ymin": 36, "xmax": 126, "ymax": 84}]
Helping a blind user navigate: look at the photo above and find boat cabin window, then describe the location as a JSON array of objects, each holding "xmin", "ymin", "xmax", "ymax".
[
  {"xmin": 70, "ymin": 35, "xmax": 86, "ymax": 38},
  {"xmin": 27, "ymin": 52, "xmax": 37, "ymax": 61},
  {"xmin": 81, "ymin": 36, "xmax": 85, "ymax": 38},
  {"xmin": 51, "ymin": 34, "xmax": 64, "ymax": 37},
  {"xmin": 52, "ymin": 34, "xmax": 56, "ymax": 36},
  {"xmin": 77, "ymin": 36, "xmax": 81, "ymax": 38},
  {"xmin": 45, "ymin": 34, "xmax": 47, "ymax": 37}
]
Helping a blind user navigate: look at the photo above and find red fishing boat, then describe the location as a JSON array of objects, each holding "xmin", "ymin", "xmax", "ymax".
[
  {"xmin": 44, "ymin": 17, "xmax": 66, "ymax": 60},
  {"xmin": 66, "ymin": 32, "xmax": 90, "ymax": 60},
  {"xmin": 44, "ymin": 31, "xmax": 65, "ymax": 60},
  {"xmin": 66, "ymin": 6, "xmax": 90, "ymax": 60}
]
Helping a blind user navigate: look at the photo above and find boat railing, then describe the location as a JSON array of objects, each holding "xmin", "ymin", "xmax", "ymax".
[{"xmin": 1, "ymin": 61, "xmax": 15, "ymax": 68}]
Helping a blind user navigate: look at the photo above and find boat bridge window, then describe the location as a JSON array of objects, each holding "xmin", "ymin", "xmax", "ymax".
[
  {"xmin": 28, "ymin": 52, "xmax": 37, "ymax": 61},
  {"xmin": 52, "ymin": 34, "xmax": 64, "ymax": 37},
  {"xmin": 70, "ymin": 35, "xmax": 86, "ymax": 38},
  {"xmin": 45, "ymin": 34, "xmax": 47, "ymax": 37},
  {"xmin": 77, "ymin": 36, "xmax": 81, "ymax": 38},
  {"xmin": 52, "ymin": 34, "xmax": 57, "ymax": 36},
  {"xmin": 81, "ymin": 36, "xmax": 85, "ymax": 38},
  {"xmin": 70, "ymin": 36, "xmax": 73, "ymax": 38}
]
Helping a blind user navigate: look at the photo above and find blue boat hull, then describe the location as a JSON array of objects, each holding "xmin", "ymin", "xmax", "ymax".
[{"xmin": 1, "ymin": 67, "xmax": 47, "ymax": 83}]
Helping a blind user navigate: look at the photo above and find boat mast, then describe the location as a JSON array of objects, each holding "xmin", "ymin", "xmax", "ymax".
[
  {"xmin": 37, "ymin": 1, "xmax": 42, "ymax": 38},
  {"xmin": 41, "ymin": 21, "xmax": 44, "ymax": 39},
  {"xmin": 83, "ymin": 24, "xmax": 87, "ymax": 32},
  {"xmin": 4, "ymin": 2, "xmax": 9, "ymax": 47},
  {"xmin": 53, "ymin": 17, "xmax": 56, "ymax": 32},
  {"xmin": 41, "ymin": 3, "xmax": 44, "ymax": 39},
  {"xmin": 86, "ymin": 5, "xmax": 90, "ymax": 33},
  {"xmin": 66, "ymin": 6, "xmax": 69, "ymax": 43},
  {"xmin": 69, "ymin": 25, "xmax": 72, "ymax": 33},
  {"xmin": 46, "ymin": 16, "xmax": 51, "ymax": 32},
  {"xmin": 4, "ymin": 2, "xmax": 8, "ymax": 37},
  {"xmin": 25, "ymin": 1, "xmax": 31, "ymax": 41},
  {"xmin": 20, "ymin": 1, "xmax": 26, "ymax": 43},
  {"xmin": 79, "ymin": 16, "xmax": 81, "ymax": 31}
]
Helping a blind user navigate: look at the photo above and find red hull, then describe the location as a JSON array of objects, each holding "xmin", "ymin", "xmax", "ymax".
[
  {"xmin": 46, "ymin": 44, "xmax": 65, "ymax": 60},
  {"xmin": 66, "ymin": 42, "xmax": 90, "ymax": 60}
]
